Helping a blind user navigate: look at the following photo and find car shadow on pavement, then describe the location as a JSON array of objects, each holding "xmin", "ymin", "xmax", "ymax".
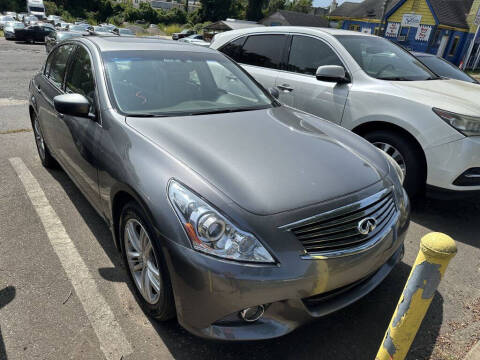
[
  {"xmin": 412, "ymin": 197, "xmax": 480, "ymax": 248},
  {"xmin": 48, "ymin": 168, "xmax": 444, "ymax": 360},
  {"xmin": 0, "ymin": 286, "xmax": 16, "ymax": 360}
]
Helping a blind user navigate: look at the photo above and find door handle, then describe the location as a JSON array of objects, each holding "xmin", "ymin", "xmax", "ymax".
[
  {"xmin": 36, "ymin": 85, "xmax": 41, "ymax": 94},
  {"xmin": 277, "ymin": 84, "xmax": 294, "ymax": 92}
]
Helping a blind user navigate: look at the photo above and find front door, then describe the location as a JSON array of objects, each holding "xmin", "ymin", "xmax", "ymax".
[
  {"xmin": 276, "ymin": 35, "xmax": 350, "ymax": 124},
  {"xmin": 59, "ymin": 45, "xmax": 102, "ymax": 210}
]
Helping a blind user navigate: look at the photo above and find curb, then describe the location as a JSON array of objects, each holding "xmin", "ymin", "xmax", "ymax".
[{"xmin": 465, "ymin": 341, "xmax": 480, "ymax": 360}]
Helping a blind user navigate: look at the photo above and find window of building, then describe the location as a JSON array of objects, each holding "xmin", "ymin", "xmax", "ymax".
[
  {"xmin": 448, "ymin": 36, "xmax": 460, "ymax": 56},
  {"xmin": 240, "ymin": 34, "xmax": 287, "ymax": 69},
  {"xmin": 349, "ymin": 24, "xmax": 361, "ymax": 32},
  {"xmin": 287, "ymin": 35, "xmax": 343, "ymax": 75}
]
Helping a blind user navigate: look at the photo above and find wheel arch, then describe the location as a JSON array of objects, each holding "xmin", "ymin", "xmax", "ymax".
[
  {"xmin": 110, "ymin": 184, "xmax": 157, "ymax": 251},
  {"xmin": 352, "ymin": 120, "xmax": 428, "ymax": 180}
]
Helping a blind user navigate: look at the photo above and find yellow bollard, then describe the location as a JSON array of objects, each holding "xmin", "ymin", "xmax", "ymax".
[{"xmin": 376, "ymin": 232, "xmax": 457, "ymax": 360}]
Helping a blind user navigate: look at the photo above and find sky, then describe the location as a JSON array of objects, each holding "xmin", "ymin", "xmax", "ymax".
[{"xmin": 313, "ymin": 0, "xmax": 363, "ymax": 8}]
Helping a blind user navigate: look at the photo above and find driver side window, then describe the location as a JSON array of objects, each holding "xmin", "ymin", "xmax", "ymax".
[
  {"xmin": 287, "ymin": 36, "xmax": 343, "ymax": 75},
  {"xmin": 65, "ymin": 46, "xmax": 96, "ymax": 115}
]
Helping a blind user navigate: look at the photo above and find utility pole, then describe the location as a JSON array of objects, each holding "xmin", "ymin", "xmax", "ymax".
[
  {"xmin": 379, "ymin": 0, "xmax": 392, "ymax": 37},
  {"xmin": 461, "ymin": 7, "xmax": 480, "ymax": 70}
]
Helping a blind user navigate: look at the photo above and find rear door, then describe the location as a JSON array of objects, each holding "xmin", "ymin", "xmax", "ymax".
[
  {"xmin": 220, "ymin": 34, "xmax": 288, "ymax": 91},
  {"xmin": 275, "ymin": 35, "xmax": 350, "ymax": 124}
]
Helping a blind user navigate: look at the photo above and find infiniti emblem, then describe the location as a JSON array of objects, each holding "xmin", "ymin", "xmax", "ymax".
[{"xmin": 357, "ymin": 217, "xmax": 377, "ymax": 235}]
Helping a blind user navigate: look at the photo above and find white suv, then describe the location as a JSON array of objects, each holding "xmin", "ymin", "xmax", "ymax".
[{"xmin": 211, "ymin": 27, "xmax": 480, "ymax": 197}]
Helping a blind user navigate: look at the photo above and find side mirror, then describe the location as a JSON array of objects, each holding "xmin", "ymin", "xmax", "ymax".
[
  {"xmin": 53, "ymin": 94, "xmax": 91, "ymax": 118},
  {"xmin": 112, "ymin": 28, "xmax": 119, "ymax": 35},
  {"xmin": 269, "ymin": 87, "xmax": 279, "ymax": 99},
  {"xmin": 316, "ymin": 65, "xmax": 350, "ymax": 84}
]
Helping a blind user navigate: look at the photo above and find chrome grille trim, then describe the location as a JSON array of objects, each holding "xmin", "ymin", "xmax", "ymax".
[{"xmin": 280, "ymin": 187, "xmax": 398, "ymax": 258}]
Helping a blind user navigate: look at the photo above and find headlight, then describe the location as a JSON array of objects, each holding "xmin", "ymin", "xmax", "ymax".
[
  {"xmin": 380, "ymin": 150, "xmax": 405, "ymax": 185},
  {"xmin": 433, "ymin": 108, "xmax": 480, "ymax": 136},
  {"xmin": 168, "ymin": 180, "xmax": 275, "ymax": 263}
]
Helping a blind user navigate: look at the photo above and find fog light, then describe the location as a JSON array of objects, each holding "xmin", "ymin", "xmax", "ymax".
[
  {"xmin": 453, "ymin": 168, "xmax": 480, "ymax": 186},
  {"xmin": 240, "ymin": 305, "xmax": 264, "ymax": 322}
]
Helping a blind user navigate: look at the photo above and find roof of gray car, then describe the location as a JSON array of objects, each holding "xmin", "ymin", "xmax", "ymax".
[{"xmin": 83, "ymin": 36, "xmax": 216, "ymax": 53}]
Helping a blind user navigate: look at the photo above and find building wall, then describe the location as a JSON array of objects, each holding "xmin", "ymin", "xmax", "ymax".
[{"xmin": 388, "ymin": 0, "xmax": 436, "ymax": 25}]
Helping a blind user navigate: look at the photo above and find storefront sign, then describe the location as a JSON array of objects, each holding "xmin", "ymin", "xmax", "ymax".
[
  {"xmin": 415, "ymin": 25, "xmax": 432, "ymax": 42},
  {"xmin": 401, "ymin": 14, "xmax": 422, "ymax": 27},
  {"xmin": 385, "ymin": 22, "xmax": 400, "ymax": 37},
  {"xmin": 361, "ymin": 27, "xmax": 372, "ymax": 34}
]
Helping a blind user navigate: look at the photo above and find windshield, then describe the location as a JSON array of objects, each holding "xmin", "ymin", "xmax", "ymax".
[
  {"xmin": 417, "ymin": 56, "xmax": 477, "ymax": 83},
  {"xmin": 335, "ymin": 35, "xmax": 437, "ymax": 81},
  {"xmin": 69, "ymin": 24, "xmax": 87, "ymax": 31},
  {"xmin": 103, "ymin": 51, "xmax": 274, "ymax": 116},
  {"xmin": 119, "ymin": 28, "xmax": 133, "ymax": 35},
  {"xmin": 29, "ymin": 6, "xmax": 44, "ymax": 12},
  {"xmin": 1, "ymin": 16, "xmax": 14, "ymax": 21}
]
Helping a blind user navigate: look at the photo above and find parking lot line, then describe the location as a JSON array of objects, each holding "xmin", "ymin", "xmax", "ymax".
[{"xmin": 8, "ymin": 157, "xmax": 133, "ymax": 360}]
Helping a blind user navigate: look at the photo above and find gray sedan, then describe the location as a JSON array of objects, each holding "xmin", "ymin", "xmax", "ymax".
[{"xmin": 29, "ymin": 37, "xmax": 409, "ymax": 340}]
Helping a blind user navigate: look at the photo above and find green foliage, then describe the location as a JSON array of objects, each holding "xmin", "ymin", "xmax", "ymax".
[
  {"xmin": 199, "ymin": 0, "xmax": 234, "ymax": 22},
  {"xmin": 160, "ymin": 23, "xmax": 183, "ymax": 35},
  {"xmin": 246, "ymin": 0, "xmax": 267, "ymax": 21},
  {"xmin": 265, "ymin": 0, "xmax": 286, "ymax": 15},
  {"xmin": 287, "ymin": 0, "xmax": 313, "ymax": 13}
]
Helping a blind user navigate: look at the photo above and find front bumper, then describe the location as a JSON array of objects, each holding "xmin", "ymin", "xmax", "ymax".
[
  {"xmin": 425, "ymin": 136, "xmax": 480, "ymax": 192},
  {"xmin": 163, "ymin": 189, "xmax": 410, "ymax": 340}
]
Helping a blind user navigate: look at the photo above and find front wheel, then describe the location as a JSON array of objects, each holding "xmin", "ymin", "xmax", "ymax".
[
  {"xmin": 364, "ymin": 130, "xmax": 425, "ymax": 197},
  {"xmin": 120, "ymin": 201, "xmax": 175, "ymax": 321},
  {"xmin": 32, "ymin": 113, "xmax": 56, "ymax": 168}
]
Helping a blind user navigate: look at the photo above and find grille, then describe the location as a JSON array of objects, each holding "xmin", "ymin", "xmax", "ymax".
[{"xmin": 283, "ymin": 188, "xmax": 397, "ymax": 257}]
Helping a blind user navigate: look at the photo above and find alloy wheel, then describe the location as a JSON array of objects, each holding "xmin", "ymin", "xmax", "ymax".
[
  {"xmin": 124, "ymin": 219, "xmax": 161, "ymax": 304},
  {"xmin": 373, "ymin": 141, "xmax": 407, "ymax": 177}
]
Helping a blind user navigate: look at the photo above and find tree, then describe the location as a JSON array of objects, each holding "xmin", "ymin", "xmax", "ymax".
[
  {"xmin": 199, "ymin": 0, "xmax": 233, "ymax": 22},
  {"xmin": 246, "ymin": 0, "xmax": 266, "ymax": 21},
  {"xmin": 287, "ymin": 0, "xmax": 313, "ymax": 13},
  {"xmin": 265, "ymin": 0, "xmax": 286, "ymax": 15}
]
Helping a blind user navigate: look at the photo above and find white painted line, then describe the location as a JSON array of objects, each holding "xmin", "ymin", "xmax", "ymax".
[{"xmin": 9, "ymin": 157, "xmax": 133, "ymax": 360}]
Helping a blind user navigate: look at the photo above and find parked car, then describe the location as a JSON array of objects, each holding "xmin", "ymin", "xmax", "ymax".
[
  {"xmin": 15, "ymin": 23, "xmax": 54, "ymax": 43},
  {"xmin": 172, "ymin": 29, "xmax": 194, "ymax": 40},
  {"xmin": 89, "ymin": 25, "xmax": 114, "ymax": 36},
  {"xmin": 0, "ymin": 15, "xmax": 15, "ymax": 29},
  {"xmin": 4, "ymin": 11, "xmax": 17, "ymax": 18},
  {"xmin": 211, "ymin": 27, "xmax": 480, "ymax": 198},
  {"xmin": 23, "ymin": 15, "xmax": 39, "ymax": 25},
  {"xmin": 99, "ymin": 23, "xmax": 116, "ymax": 31},
  {"xmin": 17, "ymin": 13, "xmax": 27, "ymax": 21},
  {"xmin": 45, "ymin": 30, "xmax": 86, "ymax": 53},
  {"xmin": 412, "ymin": 52, "xmax": 479, "ymax": 84},
  {"xmin": 55, "ymin": 22, "xmax": 71, "ymax": 31},
  {"xmin": 46, "ymin": 15, "xmax": 61, "ymax": 25},
  {"xmin": 112, "ymin": 27, "xmax": 135, "ymax": 37},
  {"xmin": 3, "ymin": 21, "xmax": 25, "ymax": 40},
  {"xmin": 179, "ymin": 34, "xmax": 210, "ymax": 47},
  {"xmin": 29, "ymin": 36, "xmax": 409, "ymax": 340},
  {"xmin": 67, "ymin": 23, "xmax": 90, "ymax": 32}
]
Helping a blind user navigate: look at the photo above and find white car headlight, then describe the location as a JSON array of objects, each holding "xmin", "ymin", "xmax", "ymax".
[
  {"xmin": 168, "ymin": 180, "xmax": 275, "ymax": 263},
  {"xmin": 380, "ymin": 150, "xmax": 405, "ymax": 185},
  {"xmin": 433, "ymin": 108, "xmax": 480, "ymax": 136}
]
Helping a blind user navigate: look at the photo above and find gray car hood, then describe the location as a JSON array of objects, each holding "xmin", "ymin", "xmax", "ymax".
[{"xmin": 127, "ymin": 106, "xmax": 389, "ymax": 215}]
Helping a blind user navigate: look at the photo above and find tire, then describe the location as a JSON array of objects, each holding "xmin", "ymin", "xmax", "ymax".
[
  {"xmin": 364, "ymin": 130, "xmax": 425, "ymax": 197},
  {"xmin": 120, "ymin": 201, "xmax": 175, "ymax": 321},
  {"xmin": 32, "ymin": 112, "xmax": 57, "ymax": 168}
]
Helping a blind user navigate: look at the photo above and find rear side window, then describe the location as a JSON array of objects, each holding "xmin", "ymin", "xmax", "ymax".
[
  {"xmin": 241, "ymin": 34, "xmax": 287, "ymax": 69},
  {"xmin": 220, "ymin": 36, "xmax": 246, "ymax": 62},
  {"xmin": 287, "ymin": 36, "xmax": 343, "ymax": 75},
  {"xmin": 48, "ymin": 44, "xmax": 75, "ymax": 88}
]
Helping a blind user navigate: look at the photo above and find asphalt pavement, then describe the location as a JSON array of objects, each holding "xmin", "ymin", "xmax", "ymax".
[{"xmin": 0, "ymin": 38, "xmax": 479, "ymax": 360}]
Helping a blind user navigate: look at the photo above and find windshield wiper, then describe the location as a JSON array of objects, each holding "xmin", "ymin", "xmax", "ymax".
[
  {"xmin": 377, "ymin": 76, "xmax": 413, "ymax": 81},
  {"xmin": 126, "ymin": 113, "xmax": 168, "ymax": 117},
  {"xmin": 186, "ymin": 106, "xmax": 269, "ymax": 116}
]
